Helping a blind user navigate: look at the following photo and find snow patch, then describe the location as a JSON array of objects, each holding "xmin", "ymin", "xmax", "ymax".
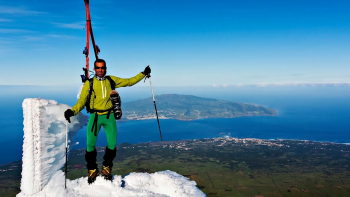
[{"xmin": 17, "ymin": 170, "xmax": 205, "ymax": 197}]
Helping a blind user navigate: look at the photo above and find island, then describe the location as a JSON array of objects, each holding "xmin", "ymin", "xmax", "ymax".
[{"xmin": 119, "ymin": 94, "xmax": 278, "ymax": 121}]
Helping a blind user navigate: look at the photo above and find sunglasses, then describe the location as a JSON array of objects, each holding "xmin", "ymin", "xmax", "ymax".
[{"xmin": 95, "ymin": 66, "xmax": 106, "ymax": 70}]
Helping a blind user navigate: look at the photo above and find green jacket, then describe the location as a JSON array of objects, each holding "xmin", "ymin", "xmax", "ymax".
[{"xmin": 72, "ymin": 72, "xmax": 145, "ymax": 115}]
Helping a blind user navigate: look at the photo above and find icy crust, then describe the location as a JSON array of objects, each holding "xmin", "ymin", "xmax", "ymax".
[
  {"xmin": 20, "ymin": 98, "xmax": 87, "ymax": 196},
  {"xmin": 124, "ymin": 170, "xmax": 205, "ymax": 197},
  {"xmin": 17, "ymin": 170, "xmax": 206, "ymax": 197}
]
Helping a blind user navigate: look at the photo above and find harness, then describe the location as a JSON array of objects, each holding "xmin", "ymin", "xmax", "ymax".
[{"xmin": 86, "ymin": 76, "xmax": 116, "ymax": 136}]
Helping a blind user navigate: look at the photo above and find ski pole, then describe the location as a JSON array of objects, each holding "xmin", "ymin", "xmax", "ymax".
[
  {"xmin": 145, "ymin": 69, "xmax": 163, "ymax": 141},
  {"xmin": 65, "ymin": 121, "xmax": 68, "ymax": 189}
]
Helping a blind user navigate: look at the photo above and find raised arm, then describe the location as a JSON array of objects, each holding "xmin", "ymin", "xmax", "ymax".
[
  {"xmin": 110, "ymin": 72, "xmax": 145, "ymax": 88},
  {"xmin": 111, "ymin": 66, "xmax": 151, "ymax": 88}
]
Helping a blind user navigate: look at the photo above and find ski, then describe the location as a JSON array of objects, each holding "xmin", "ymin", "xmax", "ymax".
[{"xmin": 82, "ymin": 0, "xmax": 100, "ymax": 82}]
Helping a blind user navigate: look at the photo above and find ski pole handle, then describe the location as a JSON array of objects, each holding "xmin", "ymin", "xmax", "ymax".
[{"xmin": 144, "ymin": 73, "xmax": 150, "ymax": 83}]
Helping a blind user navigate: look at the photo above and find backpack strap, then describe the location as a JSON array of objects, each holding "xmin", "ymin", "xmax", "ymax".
[
  {"xmin": 85, "ymin": 78, "xmax": 95, "ymax": 113},
  {"xmin": 106, "ymin": 76, "xmax": 116, "ymax": 90},
  {"xmin": 86, "ymin": 76, "xmax": 115, "ymax": 114}
]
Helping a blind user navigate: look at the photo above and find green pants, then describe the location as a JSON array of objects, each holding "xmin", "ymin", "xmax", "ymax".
[{"xmin": 86, "ymin": 113, "xmax": 117, "ymax": 152}]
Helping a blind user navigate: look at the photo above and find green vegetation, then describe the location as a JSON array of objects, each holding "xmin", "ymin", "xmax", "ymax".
[
  {"xmin": 121, "ymin": 94, "xmax": 278, "ymax": 121},
  {"xmin": 2, "ymin": 138, "xmax": 350, "ymax": 197},
  {"xmin": 0, "ymin": 161, "xmax": 21, "ymax": 197}
]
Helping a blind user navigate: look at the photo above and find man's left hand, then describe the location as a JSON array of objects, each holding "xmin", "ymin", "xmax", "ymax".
[
  {"xmin": 64, "ymin": 109, "xmax": 74, "ymax": 123},
  {"xmin": 142, "ymin": 65, "xmax": 151, "ymax": 76}
]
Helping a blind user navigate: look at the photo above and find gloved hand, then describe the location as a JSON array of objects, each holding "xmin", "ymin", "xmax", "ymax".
[
  {"xmin": 142, "ymin": 65, "xmax": 151, "ymax": 76},
  {"xmin": 64, "ymin": 109, "xmax": 74, "ymax": 123}
]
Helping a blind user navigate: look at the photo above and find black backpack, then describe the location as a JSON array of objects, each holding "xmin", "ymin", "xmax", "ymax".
[{"xmin": 85, "ymin": 76, "xmax": 116, "ymax": 113}]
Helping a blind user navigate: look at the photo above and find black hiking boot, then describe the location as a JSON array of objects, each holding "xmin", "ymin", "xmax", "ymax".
[
  {"xmin": 101, "ymin": 146, "xmax": 117, "ymax": 181},
  {"xmin": 101, "ymin": 166, "xmax": 113, "ymax": 180},
  {"xmin": 85, "ymin": 149, "xmax": 99, "ymax": 184},
  {"xmin": 88, "ymin": 169, "xmax": 99, "ymax": 184}
]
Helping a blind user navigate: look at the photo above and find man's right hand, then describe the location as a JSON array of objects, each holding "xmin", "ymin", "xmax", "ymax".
[{"xmin": 64, "ymin": 109, "xmax": 74, "ymax": 123}]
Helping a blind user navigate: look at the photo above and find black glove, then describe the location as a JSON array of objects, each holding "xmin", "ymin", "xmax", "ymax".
[
  {"xmin": 142, "ymin": 65, "xmax": 151, "ymax": 76},
  {"xmin": 64, "ymin": 109, "xmax": 74, "ymax": 123}
]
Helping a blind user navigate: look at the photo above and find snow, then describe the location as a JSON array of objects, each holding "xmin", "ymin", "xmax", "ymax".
[
  {"xmin": 20, "ymin": 98, "xmax": 87, "ymax": 195},
  {"xmin": 18, "ymin": 98, "xmax": 206, "ymax": 197},
  {"xmin": 17, "ymin": 170, "xmax": 205, "ymax": 197}
]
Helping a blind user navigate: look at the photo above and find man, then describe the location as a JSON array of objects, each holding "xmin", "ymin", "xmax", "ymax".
[{"xmin": 64, "ymin": 59, "xmax": 150, "ymax": 183}]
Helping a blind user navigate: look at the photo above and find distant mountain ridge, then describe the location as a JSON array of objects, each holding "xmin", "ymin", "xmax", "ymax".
[{"xmin": 120, "ymin": 94, "xmax": 277, "ymax": 121}]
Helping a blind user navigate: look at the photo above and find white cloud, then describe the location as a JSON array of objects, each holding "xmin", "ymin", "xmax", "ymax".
[
  {"xmin": 48, "ymin": 34, "xmax": 81, "ymax": 39},
  {"xmin": 0, "ymin": 6, "xmax": 45, "ymax": 14},
  {"xmin": 0, "ymin": 28, "xmax": 35, "ymax": 33},
  {"xmin": 22, "ymin": 36, "xmax": 44, "ymax": 41},
  {"xmin": 256, "ymin": 83, "xmax": 269, "ymax": 87},
  {"xmin": 0, "ymin": 38, "xmax": 15, "ymax": 44},
  {"xmin": 52, "ymin": 22, "xmax": 85, "ymax": 29},
  {"xmin": 0, "ymin": 18, "xmax": 12, "ymax": 22},
  {"xmin": 211, "ymin": 82, "xmax": 350, "ymax": 88}
]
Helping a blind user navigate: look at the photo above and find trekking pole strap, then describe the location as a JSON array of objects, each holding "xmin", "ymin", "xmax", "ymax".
[
  {"xmin": 91, "ymin": 112, "xmax": 98, "ymax": 136},
  {"xmin": 149, "ymin": 77, "xmax": 156, "ymax": 102},
  {"xmin": 106, "ymin": 108, "xmax": 112, "ymax": 119}
]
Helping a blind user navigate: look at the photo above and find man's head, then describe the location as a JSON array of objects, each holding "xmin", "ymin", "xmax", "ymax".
[{"xmin": 94, "ymin": 59, "xmax": 106, "ymax": 77}]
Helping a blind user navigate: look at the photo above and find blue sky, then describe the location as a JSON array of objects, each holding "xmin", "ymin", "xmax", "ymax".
[{"xmin": 0, "ymin": 0, "xmax": 350, "ymax": 86}]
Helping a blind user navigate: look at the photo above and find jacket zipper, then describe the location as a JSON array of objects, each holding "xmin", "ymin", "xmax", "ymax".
[{"xmin": 101, "ymin": 80, "xmax": 104, "ymax": 98}]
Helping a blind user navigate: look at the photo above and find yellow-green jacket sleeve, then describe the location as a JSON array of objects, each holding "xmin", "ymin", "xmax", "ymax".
[
  {"xmin": 72, "ymin": 81, "xmax": 90, "ymax": 115},
  {"xmin": 110, "ymin": 72, "xmax": 145, "ymax": 88}
]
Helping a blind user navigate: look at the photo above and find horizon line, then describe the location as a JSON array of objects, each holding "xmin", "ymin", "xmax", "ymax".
[{"xmin": 1, "ymin": 82, "xmax": 350, "ymax": 88}]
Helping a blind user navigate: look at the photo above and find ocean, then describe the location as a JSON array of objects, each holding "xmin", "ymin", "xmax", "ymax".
[{"xmin": 0, "ymin": 85, "xmax": 350, "ymax": 165}]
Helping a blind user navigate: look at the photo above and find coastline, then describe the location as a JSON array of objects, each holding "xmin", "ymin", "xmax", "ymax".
[
  {"xmin": 2, "ymin": 136, "xmax": 349, "ymax": 168},
  {"xmin": 119, "ymin": 113, "xmax": 279, "ymax": 122}
]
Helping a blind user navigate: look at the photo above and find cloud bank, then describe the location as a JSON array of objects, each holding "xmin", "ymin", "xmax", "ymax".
[{"xmin": 212, "ymin": 82, "xmax": 350, "ymax": 88}]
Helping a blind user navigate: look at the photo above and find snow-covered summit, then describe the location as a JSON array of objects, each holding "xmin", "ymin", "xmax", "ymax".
[
  {"xmin": 17, "ymin": 98, "xmax": 206, "ymax": 197},
  {"xmin": 18, "ymin": 170, "xmax": 205, "ymax": 197}
]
